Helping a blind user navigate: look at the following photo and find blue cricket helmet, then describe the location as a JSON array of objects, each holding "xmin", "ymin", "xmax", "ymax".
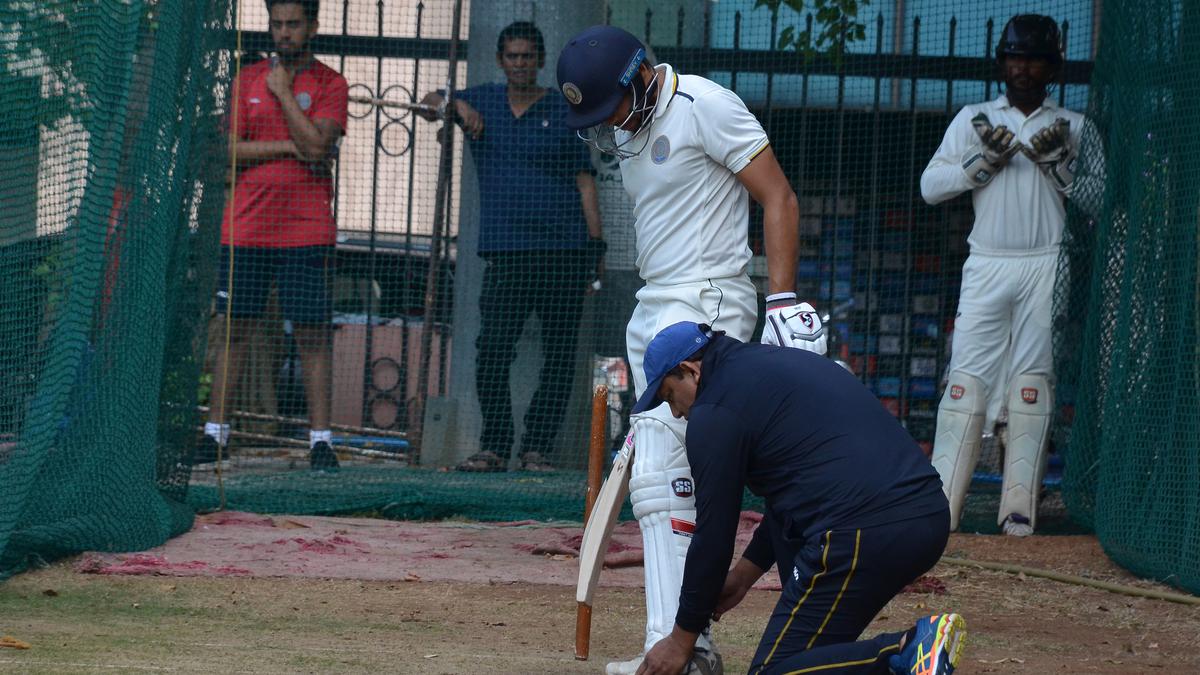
[{"xmin": 557, "ymin": 25, "xmax": 648, "ymax": 131}]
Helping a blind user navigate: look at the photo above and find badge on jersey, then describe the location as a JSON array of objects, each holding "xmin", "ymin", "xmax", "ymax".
[
  {"xmin": 296, "ymin": 92, "xmax": 312, "ymax": 110},
  {"xmin": 1021, "ymin": 387, "xmax": 1039, "ymax": 404},
  {"xmin": 651, "ymin": 135, "xmax": 670, "ymax": 164},
  {"xmin": 950, "ymin": 384, "xmax": 965, "ymax": 400}
]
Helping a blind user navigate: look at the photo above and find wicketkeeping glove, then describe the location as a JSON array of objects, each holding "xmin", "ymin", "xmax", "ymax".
[
  {"xmin": 1022, "ymin": 117, "xmax": 1077, "ymax": 192},
  {"xmin": 761, "ymin": 297, "xmax": 828, "ymax": 355},
  {"xmin": 962, "ymin": 113, "xmax": 1023, "ymax": 187}
]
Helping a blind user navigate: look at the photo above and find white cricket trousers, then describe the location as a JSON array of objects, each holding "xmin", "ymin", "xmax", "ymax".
[
  {"xmin": 948, "ymin": 246, "xmax": 1059, "ymax": 419},
  {"xmin": 627, "ymin": 275, "xmax": 759, "ymax": 396},
  {"xmin": 623, "ymin": 275, "xmax": 757, "ymax": 655}
]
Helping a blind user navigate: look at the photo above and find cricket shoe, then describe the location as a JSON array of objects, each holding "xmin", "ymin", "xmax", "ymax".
[
  {"xmin": 190, "ymin": 435, "xmax": 225, "ymax": 466},
  {"xmin": 1001, "ymin": 513, "xmax": 1033, "ymax": 537},
  {"xmin": 605, "ymin": 655, "xmax": 641, "ymax": 675},
  {"xmin": 605, "ymin": 646, "xmax": 722, "ymax": 675},
  {"xmin": 309, "ymin": 441, "xmax": 340, "ymax": 473},
  {"xmin": 890, "ymin": 613, "xmax": 966, "ymax": 675},
  {"xmin": 688, "ymin": 645, "xmax": 723, "ymax": 674}
]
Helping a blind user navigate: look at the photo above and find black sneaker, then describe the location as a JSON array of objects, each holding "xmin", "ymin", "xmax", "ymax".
[
  {"xmin": 309, "ymin": 441, "xmax": 340, "ymax": 473},
  {"xmin": 191, "ymin": 435, "xmax": 224, "ymax": 465}
]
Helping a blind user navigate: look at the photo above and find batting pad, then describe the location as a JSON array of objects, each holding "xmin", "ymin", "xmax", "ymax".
[
  {"xmin": 999, "ymin": 373, "xmax": 1054, "ymax": 529},
  {"xmin": 628, "ymin": 408, "xmax": 714, "ymax": 655},
  {"xmin": 932, "ymin": 371, "xmax": 988, "ymax": 531}
]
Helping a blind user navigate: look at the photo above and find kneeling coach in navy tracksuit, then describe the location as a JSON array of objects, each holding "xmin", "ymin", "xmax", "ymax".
[{"xmin": 630, "ymin": 322, "xmax": 967, "ymax": 675}]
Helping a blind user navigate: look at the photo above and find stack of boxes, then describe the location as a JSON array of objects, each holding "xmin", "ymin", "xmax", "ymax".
[{"xmin": 794, "ymin": 197, "xmax": 961, "ymax": 454}]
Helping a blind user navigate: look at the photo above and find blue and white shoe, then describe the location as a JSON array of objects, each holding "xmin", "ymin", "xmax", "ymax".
[{"xmin": 889, "ymin": 613, "xmax": 966, "ymax": 675}]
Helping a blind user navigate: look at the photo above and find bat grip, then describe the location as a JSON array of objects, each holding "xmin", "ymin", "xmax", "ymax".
[
  {"xmin": 585, "ymin": 384, "xmax": 608, "ymax": 522},
  {"xmin": 575, "ymin": 602, "xmax": 592, "ymax": 660}
]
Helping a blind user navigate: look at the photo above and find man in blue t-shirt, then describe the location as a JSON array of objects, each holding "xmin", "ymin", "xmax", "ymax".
[
  {"xmin": 630, "ymin": 321, "xmax": 967, "ymax": 675},
  {"xmin": 419, "ymin": 21, "xmax": 604, "ymax": 472}
]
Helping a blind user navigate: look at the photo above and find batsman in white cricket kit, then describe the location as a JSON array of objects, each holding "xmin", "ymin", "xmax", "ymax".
[
  {"xmin": 558, "ymin": 25, "xmax": 825, "ymax": 674},
  {"xmin": 921, "ymin": 14, "xmax": 1103, "ymax": 537}
]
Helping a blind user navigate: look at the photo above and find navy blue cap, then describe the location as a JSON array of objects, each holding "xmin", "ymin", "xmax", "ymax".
[
  {"xmin": 556, "ymin": 25, "xmax": 647, "ymax": 130},
  {"xmin": 631, "ymin": 322, "xmax": 712, "ymax": 414}
]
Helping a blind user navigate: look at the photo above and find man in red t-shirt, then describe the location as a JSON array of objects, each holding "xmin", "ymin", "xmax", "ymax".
[{"xmin": 200, "ymin": 0, "xmax": 348, "ymax": 472}]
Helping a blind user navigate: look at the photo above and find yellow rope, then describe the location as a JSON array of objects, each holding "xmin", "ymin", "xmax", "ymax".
[
  {"xmin": 941, "ymin": 556, "xmax": 1200, "ymax": 606},
  {"xmin": 214, "ymin": 3, "xmax": 246, "ymax": 511}
]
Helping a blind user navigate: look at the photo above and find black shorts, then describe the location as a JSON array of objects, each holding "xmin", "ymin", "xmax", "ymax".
[{"xmin": 215, "ymin": 245, "xmax": 333, "ymax": 325}]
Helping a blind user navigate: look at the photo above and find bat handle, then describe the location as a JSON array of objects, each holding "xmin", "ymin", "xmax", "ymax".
[
  {"xmin": 585, "ymin": 384, "xmax": 608, "ymax": 522},
  {"xmin": 575, "ymin": 602, "xmax": 592, "ymax": 660}
]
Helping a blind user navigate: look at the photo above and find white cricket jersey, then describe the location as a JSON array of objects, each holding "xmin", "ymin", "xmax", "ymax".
[
  {"xmin": 920, "ymin": 95, "xmax": 1094, "ymax": 253},
  {"xmin": 617, "ymin": 63, "xmax": 770, "ymax": 284}
]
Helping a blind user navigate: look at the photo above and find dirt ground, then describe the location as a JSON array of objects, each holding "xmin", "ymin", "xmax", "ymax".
[{"xmin": 1, "ymin": 519, "xmax": 1199, "ymax": 674}]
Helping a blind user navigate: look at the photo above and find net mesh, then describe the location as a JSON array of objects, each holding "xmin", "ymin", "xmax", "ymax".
[
  {"xmin": 1055, "ymin": 0, "xmax": 1200, "ymax": 592},
  {"xmin": 0, "ymin": 0, "xmax": 227, "ymax": 576},
  {"xmin": 0, "ymin": 0, "xmax": 1195, "ymax": 594}
]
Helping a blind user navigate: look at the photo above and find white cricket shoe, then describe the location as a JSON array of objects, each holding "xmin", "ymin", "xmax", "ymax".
[
  {"xmin": 605, "ymin": 655, "xmax": 641, "ymax": 675},
  {"xmin": 1001, "ymin": 513, "xmax": 1034, "ymax": 537},
  {"xmin": 605, "ymin": 647, "xmax": 722, "ymax": 675}
]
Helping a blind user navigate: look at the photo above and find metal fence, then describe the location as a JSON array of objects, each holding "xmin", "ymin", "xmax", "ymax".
[{"xmin": 224, "ymin": 0, "xmax": 1096, "ymax": 454}]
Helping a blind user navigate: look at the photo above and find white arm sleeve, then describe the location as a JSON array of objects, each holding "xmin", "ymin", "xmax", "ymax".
[
  {"xmin": 693, "ymin": 87, "xmax": 770, "ymax": 173},
  {"xmin": 920, "ymin": 106, "xmax": 979, "ymax": 205}
]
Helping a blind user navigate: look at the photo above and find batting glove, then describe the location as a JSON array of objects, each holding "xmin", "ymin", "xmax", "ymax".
[
  {"xmin": 962, "ymin": 113, "xmax": 1023, "ymax": 187},
  {"xmin": 1022, "ymin": 118, "xmax": 1077, "ymax": 192},
  {"xmin": 761, "ymin": 294, "xmax": 828, "ymax": 355}
]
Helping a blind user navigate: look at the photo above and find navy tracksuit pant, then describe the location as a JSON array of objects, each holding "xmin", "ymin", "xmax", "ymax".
[{"xmin": 749, "ymin": 508, "xmax": 950, "ymax": 675}]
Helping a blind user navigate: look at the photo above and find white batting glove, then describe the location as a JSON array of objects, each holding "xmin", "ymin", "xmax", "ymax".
[
  {"xmin": 1022, "ymin": 118, "xmax": 1077, "ymax": 192},
  {"xmin": 962, "ymin": 113, "xmax": 1023, "ymax": 187},
  {"xmin": 761, "ymin": 295, "xmax": 827, "ymax": 355}
]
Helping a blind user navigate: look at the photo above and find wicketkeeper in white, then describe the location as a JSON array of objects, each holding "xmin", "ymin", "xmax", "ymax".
[
  {"xmin": 557, "ymin": 25, "xmax": 824, "ymax": 674},
  {"xmin": 921, "ymin": 14, "xmax": 1103, "ymax": 537}
]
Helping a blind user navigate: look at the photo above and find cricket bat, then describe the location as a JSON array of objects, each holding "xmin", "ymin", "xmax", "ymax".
[{"xmin": 574, "ymin": 432, "xmax": 634, "ymax": 661}]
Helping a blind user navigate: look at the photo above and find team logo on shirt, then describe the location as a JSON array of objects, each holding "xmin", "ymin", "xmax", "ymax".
[
  {"xmin": 295, "ymin": 92, "xmax": 312, "ymax": 110},
  {"xmin": 561, "ymin": 82, "xmax": 583, "ymax": 105},
  {"xmin": 651, "ymin": 135, "xmax": 670, "ymax": 164},
  {"xmin": 671, "ymin": 477, "xmax": 694, "ymax": 498},
  {"xmin": 1021, "ymin": 387, "xmax": 1039, "ymax": 404},
  {"xmin": 949, "ymin": 384, "xmax": 965, "ymax": 400}
]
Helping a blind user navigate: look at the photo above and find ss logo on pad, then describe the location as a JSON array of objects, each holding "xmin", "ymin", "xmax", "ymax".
[{"xmin": 672, "ymin": 478, "xmax": 693, "ymax": 498}]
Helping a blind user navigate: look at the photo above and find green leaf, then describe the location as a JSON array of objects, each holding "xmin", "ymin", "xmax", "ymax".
[{"xmin": 773, "ymin": 0, "xmax": 871, "ymax": 56}]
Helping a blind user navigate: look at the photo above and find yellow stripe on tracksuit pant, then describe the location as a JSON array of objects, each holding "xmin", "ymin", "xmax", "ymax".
[{"xmin": 748, "ymin": 513, "xmax": 949, "ymax": 675}]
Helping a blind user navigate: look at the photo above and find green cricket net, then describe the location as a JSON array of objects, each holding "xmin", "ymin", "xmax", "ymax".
[
  {"xmin": 1, "ymin": 0, "xmax": 1197, "ymax": 596},
  {"xmin": 1054, "ymin": 0, "xmax": 1200, "ymax": 593},
  {"xmin": 0, "ymin": 0, "xmax": 227, "ymax": 577}
]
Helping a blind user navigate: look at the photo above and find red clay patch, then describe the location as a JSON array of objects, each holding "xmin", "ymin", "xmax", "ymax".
[{"xmin": 73, "ymin": 510, "xmax": 781, "ymax": 589}]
